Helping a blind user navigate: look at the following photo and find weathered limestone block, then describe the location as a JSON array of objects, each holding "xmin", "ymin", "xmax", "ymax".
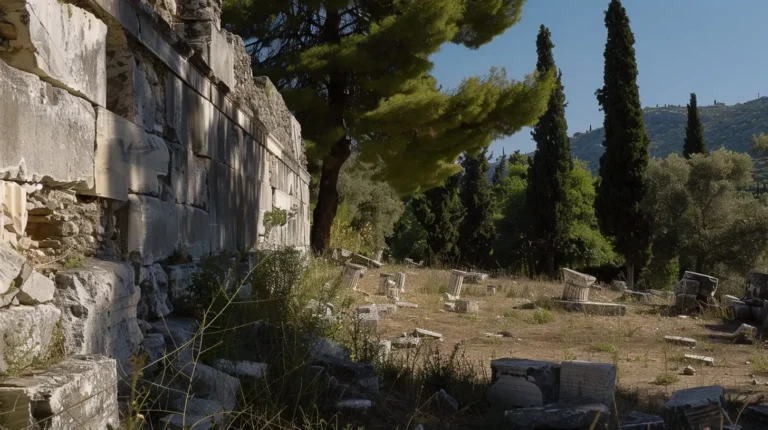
[
  {"xmin": 1, "ymin": 180, "xmax": 27, "ymax": 238},
  {"xmin": 456, "ymin": 299, "xmax": 479, "ymax": 313},
  {"xmin": 620, "ymin": 411, "xmax": 666, "ymax": 430},
  {"xmin": 448, "ymin": 269, "xmax": 467, "ymax": 297},
  {"xmin": 16, "ymin": 270, "xmax": 54, "ymax": 304},
  {"xmin": 164, "ymin": 263, "xmax": 201, "ymax": 311},
  {"xmin": 175, "ymin": 0, "xmax": 222, "ymax": 26},
  {"xmin": 185, "ymin": 22, "xmax": 235, "ymax": 90},
  {"xmin": 149, "ymin": 317, "xmax": 199, "ymax": 367},
  {"xmin": 663, "ymin": 385, "xmax": 732, "ymax": 429},
  {"xmin": 0, "ymin": 355, "xmax": 118, "ymax": 429},
  {"xmin": 746, "ymin": 271, "xmax": 768, "ymax": 300},
  {"xmin": 394, "ymin": 272, "xmax": 406, "ymax": 292},
  {"xmin": 87, "ymin": 108, "xmax": 170, "ymax": 201},
  {"xmin": 0, "ymin": 59, "xmax": 95, "ymax": 188},
  {"xmin": 562, "ymin": 268, "xmax": 595, "ymax": 302},
  {"xmin": 166, "ymin": 73, "xmax": 216, "ymax": 157},
  {"xmin": 505, "ymin": 403, "xmax": 610, "ymax": 430},
  {"xmin": 559, "ymin": 360, "xmax": 616, "ymax": 407},
  {"xmin": 466, "ymin": 272, "xmax": 489, "ymax": 284},
  {"xmin": 138, "ymin": 263, "xmax": 173, "ymax": 319},
  {"xmin": 169, "ymin": 142, "xmax": 209, "ymax": 209},
  {"xmin": 207, "ymin": 162, "xmax": 240, "ymax": 253},
  {"xmin": 489, "ymin": 358, "xmax": 561, "ymax": 405},
  {"xmin": 358, "ymin": 313, "xmax": 379, "ymax": 333},
  {"xmin": 377, "ymin": 273, "xmax": 394, "ymax": 295},
  {"xmin": 342, "ymin": 263, "xmax": 365, "ymax": 290},
  {"xmin": 674, "ymin": 279, "xmax": 700, "ymax": 295},
  {"xmin": 123, "ymin": 194, "xmax": 179, "ymax": 264},
  {"xmin": 0, "ymin": 0, "xmax": 107, "ymax": 105},
  {"xmin": 683, "ymin": 271, "xmax": 718, "ymax": 298},
  {"xmin": 0, "ymin": 242, "xmax": 26, "ymax": 294},
  {"xmin": 0, "ymin": 304, "xmax": 61, "ymax": 372},
  {"xmin": 54, "ymin": 261, "xmax": 142, "ymax": 373},
  {"xmin": 214, "ymin": 359, "xmax": 267, "ymax": 379},
  {"xmin": 184, "ymin": 363, "xmax": 240, "ymax": 411},
  {"xmin": 675, "ymin": 294, "xmax": 699, "ymax": 313}
]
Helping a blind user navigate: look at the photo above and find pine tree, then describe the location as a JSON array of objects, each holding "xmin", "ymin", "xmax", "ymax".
[
  {"xmin": 223, "ymin": 1, "xmax": 554, "ymax": 253},
  {"xmin": 683, "ymin": 93, "xmax": 706, "ymax": 158},
  {"xmin": 412, "ymin": 174, "xmax": 464, "ymax": 266},
  {"xmin": 595, "ymin": 0, "xmax": 651, "ymax": 288},
  {"xmin": 491, "ymin": 150, "xmax": 507, "ymax": 186},
  {"xmin": 458, "ymin": 148, "xmax": 497, "ymax": 267},
  {"xmin": 525, "ymin": 25, "xmax": 573, "ymax": 277}
]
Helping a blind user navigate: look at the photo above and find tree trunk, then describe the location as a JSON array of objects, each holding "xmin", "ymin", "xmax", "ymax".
[
  {"xmin": 310, "ymin": 138, "xmax": 352, "ymax": 254},
  {"xmin": 546, "ymin": 247, "xmax": 556, "ymax": 279},
  {"xmin": 626, "ymin": 262, "xmax": 635, "ymax": 289}
]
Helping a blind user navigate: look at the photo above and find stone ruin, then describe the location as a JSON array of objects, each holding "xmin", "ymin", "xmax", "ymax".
[
  {"xmin": 673, "ymin": 271, "xmax": 719, "ymax": 313},
  {"xmin": 557, "ymin": 268, "xmax": 626, "ymax": 316},
  {"xmin": 0, "ymin": 0, "xmax": 312, "ymax": 425}
]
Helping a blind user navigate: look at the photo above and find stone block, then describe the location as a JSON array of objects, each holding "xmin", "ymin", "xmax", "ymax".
[
  {"xmin": 169, "ymin": 142, "xmax": 210, "ymax": 209},
  {"xmin": 185, "ymin": 363, "xmax": 241, "ymax": 411},
  {"xmin": 1, "ymin": 180, "xmax": 27, "ymax": 238},
  {"xmin": 746, "ymin": 271, "xmax": 768, "ymax": 300},
  {"xmin": 489, "ymin": 358, "xmax": 560, "ymax": 403},
  {"xmin": 86, "ymin": 108, "xmax": 170, "ymax": 201},
  {"xmin": 674, "ymin": 279, "xmax": 700, "ymax": 295},
  {"xmin": 729, "ymin": 302, "xmax": 752, "ymax": 320},
  {"xmin": 0, "ymin": 0, "xmax": 107, "ymax": 105},
  {"xmin": 0, "ymin": 355, "xmax": 118, "ymax": 429},
  {"xmin": 140, "ymin": 332, "xmax": 166, "ymax": 373},
  {"xmin": 213, "ymin": 359, "xmax": 267, "ymax": 379},
  {"xmin": 675, "ymin": 294, "xmax": 699, "ymax": 313},
  {"xmin": 392, "ymin": 336, "xmax": 420, "ymax": 349},
  {"xmin": 149, "ymin": 317, "xmax": 199, "ymax": 367},
  {"xmin": 207, "ymin": 162, "xmax": 240, "ymax": 253},
  {"xmin": 733, "ymin": 323, "xmax": 757, "ymax": 344},
  {"xmin": 683, "ymin": 354, "xmax": 715, "ymax": 366},
  {"xmin": 16, "ymin": 270, "xmax": 54, "ymax": 304},
  {"xmin": 558, "ymin": 300, "xmax": 627, "ymax": 316},
  {"xmin": 166, "ymin": 73, "xmax": 216, "ymax": 156},
  {"xmin": 505, "ymin": 403, "xmax": 610, "ymax": 430},
  {"xmin": 559, "ymin": 360, "xmax": 616, "ymax": 407},
  {"xmin": 0, "ymin": 59, "xmax": 95, "ymax": 188},
  {"xmin": 164, "ymin": 263, "xmax": 201, "ymax": 312},
  {"xmin": 466, "ymin": 272, "xmax": 488, "ymax": 283},
  {"xmin": 123, "ymin": 194, "xmax": 179, "ymax": 264},
  {"xmin": 0, "ymin": 304, "xmax": 61, "ymax": 372},
  {"xmin": 563, "ymin": 268, "xmax": 597, "ymax": 287},
  {"xmin": 487, "ymin": 376, "xmax": 545, "ymax": 409},
  {"xmin": 683, "ymin": 271, "xmax": 718, "ymax": 298},
  {"xmin": 663, "ymin": 385, "xmax": 731, "ymax": 429},
  {"xmin": 358, "ymin": 313, "xmax": 378, "ymax": 333},
  {"xmin": 395, "ymin": 301, "xmax": 418, "ymax": 308},
  {"xmin": 413, "ymin": 328, "xmax": 443, "ymax": 339},
  {"xmin": 54, "ymin": 261, "xmax": 142, "ymax": 374},
  {"xmin": 664, "ymin": 336, "xmax": 696, "ymax": 347},
  {"xmin": 620, "ymin": 411, "xmax": 666, "ymax": 429},
  {"xmin": 185, "ymin": 22, "xmax": 235, "ymax": 90},
  {"xmin": 0, "ymin": 242, "xmax": 26, "ymax": 294},
  {"xmin": 456, "ymin": 299, "xmax": 479, "ymax": 313},
  {"xmin": 177, "ymin": 203, "xmax": 212, "ymax": 260},
  {"xmin": 138, "ymin": 264, "xmax": 173, "ymax": 319}
]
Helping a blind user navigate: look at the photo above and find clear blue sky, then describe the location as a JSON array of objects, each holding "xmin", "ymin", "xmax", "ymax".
[{"xmin": 431, "ymin": 0, "xmax": 768, "ymax": 157}]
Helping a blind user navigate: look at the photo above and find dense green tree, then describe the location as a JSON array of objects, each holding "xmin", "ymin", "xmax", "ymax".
[
  {"xmin": 491, "ymin": 151, "xmax": 507, "ymax": 186},
  {"xmin": 223, "ymin": 0, "xmax": 554, "ymax": 253},
  {"xmin": 525, "ymin": 25, "xmax": 573, "ymax": 277},
  {"xmin": 493, "ymin": 154, "xmax": 533, "ymax": 274},
  {"xmin": 458, "ymin": 148, "xmax": 497, "ymax": 267},
  {"xmin": 336, "ymin": 159, "xmax": 405, "ymax": 248},
  {"xmin": 594, "ymin": 0, "xmax": 651, "ymax": 288},
  {"xmin": 645, "ymin": 151, "xmax": 768, "ymax": 275},
  {"xmin": 388, "ymin": 199, "xmax": 428, "ymax": 262},
  {"xmin": 412, "ymin": 174, "xmax": 464, "ymax": 266},
  {"xmin": 683, "ymin": 93, "xmax": 706, "ymax": 158}
]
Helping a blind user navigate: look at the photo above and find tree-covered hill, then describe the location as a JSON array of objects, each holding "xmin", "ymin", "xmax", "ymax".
[{"xmin": 571, "ymin": 97, "xmax": 768, "ymax": 172}]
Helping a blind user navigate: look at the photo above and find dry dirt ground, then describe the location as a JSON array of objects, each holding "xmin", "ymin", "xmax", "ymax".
[{"xmin": 348, "ymin": 264, "xmax": 768, "ymax": 421}]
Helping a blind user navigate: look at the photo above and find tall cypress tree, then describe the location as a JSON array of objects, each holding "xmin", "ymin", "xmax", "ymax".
[
  {"xmin": 458, "ymin": 148, "xmax": 497, "ymax": 267},
  {"xmin": 683, "ymin": 93, "xmax": 706, "ymax": 158},
  {"xmin": 491, "ymin": 150, "xmax": 507, "ymax": 186},
  {"xmin": 525, "ymin": 25, "xmax": 573, "ymax": 277},
  {"xmin": 595, "ymin": 0, "xmax": 651, "ymax": 288},
  {"xmin": 412, "ymin": 174, "xmax": 464, "ymax": 266}
]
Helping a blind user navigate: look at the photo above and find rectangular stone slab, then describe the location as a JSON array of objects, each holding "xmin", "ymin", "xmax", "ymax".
[
  {"xmin": 0, "ymin": 0, "xmax": 108, "ymax": 106},
  {"xmin": 664, "ymin": 336, "xmax": 697, "ymax": 347},
  {"xmin": 0, "ymin": 59, "xmax": 95, "ymax": 188},
  {"xmin": 556, "ymin": 300, "xmax": 627, "ymax": 316},
  {"xmin": 559, "ymin": 360, "xmax": 617, "ymax": 407},
  {"xmin": 663, "ymin": 385, "xmax": 731, "ymax": 429},
  {"xmin": 0, "ymin": 304, "xmax": 61, "ymax": 372},
  {"xmin": 684, "ymin": 354, "xmax": 715, "ymax": 366},
  {"xmin": 0, "ymin": 355, "xmax": 118, "ymax": 429}
]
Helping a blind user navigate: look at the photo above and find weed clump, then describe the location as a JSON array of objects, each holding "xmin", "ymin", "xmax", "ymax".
[
  {"xmin": 531, "ymin": 308, "xmax": 554, "ymax": 324},
  {"xmin": 652, "ymin": 372, "xmax": 679, "ymax": 386}
]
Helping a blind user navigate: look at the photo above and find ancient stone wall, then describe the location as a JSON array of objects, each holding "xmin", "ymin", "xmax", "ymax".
[{"xmin": 0, "ymin": 0, "xmax": 310, "ymax": 424}]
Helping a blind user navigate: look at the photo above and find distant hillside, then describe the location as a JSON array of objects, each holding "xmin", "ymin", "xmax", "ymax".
[{"xmin": 571, "ymin": 97, "xmax": 768, "ymax": 173}]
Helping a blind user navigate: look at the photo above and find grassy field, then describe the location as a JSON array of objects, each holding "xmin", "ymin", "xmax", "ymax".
[{"xmin": 347, "ymin": 264, "xmax": 768, "ymax": 425}]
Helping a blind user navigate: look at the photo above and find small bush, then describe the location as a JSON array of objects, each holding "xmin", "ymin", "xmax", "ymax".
[
  {"xmin": 531, "ymin": 308, "xmax": 554, "ymax": 324},
  {"xmin": 590, "ymin": 343, "xmax": 619, "ymax": 355},
  {"xmin": 62, "ymin": 254, "xmax": 84, "ymax": 269},
  {"xmin": 750, "ymin": 355, "xmax": 768, "ymax": 376},
  {"xmin": 652, "ymin": 372, "xmax": 680, "ymax": 386}
]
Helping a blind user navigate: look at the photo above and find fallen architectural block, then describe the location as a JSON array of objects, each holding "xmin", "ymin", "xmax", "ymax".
[
  {"xmin": 448, "ymin": 269, "xmax": 467, "ymax": 298},
  {"xmin": 560, "ymin": 360, "xmax": 616, "ymax": 408},
  {"xmin": 394, "ymin": 272, "xmax": 406, "ymax": 292},
  {"xmin": 456, "ymin": 299, "xmax": 479, "ymax": 313},
  {"xmin": 562, "ymin": 268, "xmax": 595, "ymax": 302},
  {"xmin": 622, "ymin": 290, "xmax": 653, "ymax": 303},
  {"xmin": 358, "ymin": 313, "xmax": 379, "ymax": 332},
  {"xmin": 356, "ymin": 304, "xmax": 379, "ymax": 316},
  {"xmin": 675, "ymin": 293, "xmax": 700, "ymax": 314},
  {"xmin": 746, "ymin": 271, "xmax": 768, "ymax": 300},
  {"xmin": 620, "ymin": 411, "xmax": 666, "ymax": 429},
  {"xmin": 684, "ymin": 354, "xmax": 715, "ymax": 366},
  {"xmin": 0, "ymin": 242, "xmax": 25, "ymax": 294},
  {"xmin": 54, "ymin": 261, "xmax": 142, "ymax": 373},
  {"xmin": 0, "ymin": 355, "xmax": 118, "ymax": 429},
  {"xmin": 487, "ymin": 286, "xmax": 497, "ymax": 294},
  {"xmin": 1, "ymin": 181, "xmax": 27, "ymax": 240},
  {"xmin": 352, "ymin": 253, "xmax": 383, "ymax": 268},
  {"xmin": 335, "ymin": 399, "xmax": 372, "ymax": 414},
  {"xmin": 387, "ymin": 286, "xmax": 400, "ymax": 300},
  {"xmin": 16, "ymin": 270, "xmax": 55, "ymax": 305},
  {"xmin": 489, "ymin": 358, "xmax": 560, "ymax": 406},
  {"xmin": 376, "ymin": 303, "xmax": 398, "ymax": 314},
  {"xmin": 557, "ymin": 300, "xmax": 627, "ymax": 316},
  {"xmin": 342, "ymin": 263, "xmax": 365, "ymax": 290},
  {"xmin": 733, "ymin": 323, "xmax": 756, "ymax": 344},
  {"xmin": 682, "ymin": 271, "xmax": 718, "ymax": 299},
  {"xmin": 149, "ymin": 317, "xmax": 200, "ymax": 367},
  {"xmin": 377, "ymin": 273, "xmax": 395, "ymax": 295},
  {"xmin": 391, "ymin": 336, "xmax": 420, "ymax": 349},
  {"xmin": 138, "ymin": 264, "xmax": 173, "ymax": 319},
  {"xmin": 664, "ymin": 336, "xmax": 697, "ymax": 347},
  {"xmin": 663, "ymin": 385, "xmax": 732, "ymax": 429},
  {"xmin": 413, "ymin": 328, "xmax": 443, "ymax": 339},
  {"xmin": 444, "ymin": 302, "xmax": 456, "ymax": 311},
  {"xmin": 674, "ymin": 279, "xmax": 700, "ymax": 296},
  {"xmin": 214, "ymin": 359, "xmax": 267, "ymax": 379},
  {"xmin": 395, "ymin": 301, "xmax": 418, "ymax": 309},
  {"xmin": 0, "ymin": 304, "xmax": 61, "ymax": 372},
  {"xmin": 728, "ymin": 299, "xmax": 753, "ymax": 320},
  {"xmin": 466, "ymin": 272, "xmax": 489, "ymax": 284},
  {"xmin": 505, "ymin": 403, "xmax": 610, "ymax": 430}
]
